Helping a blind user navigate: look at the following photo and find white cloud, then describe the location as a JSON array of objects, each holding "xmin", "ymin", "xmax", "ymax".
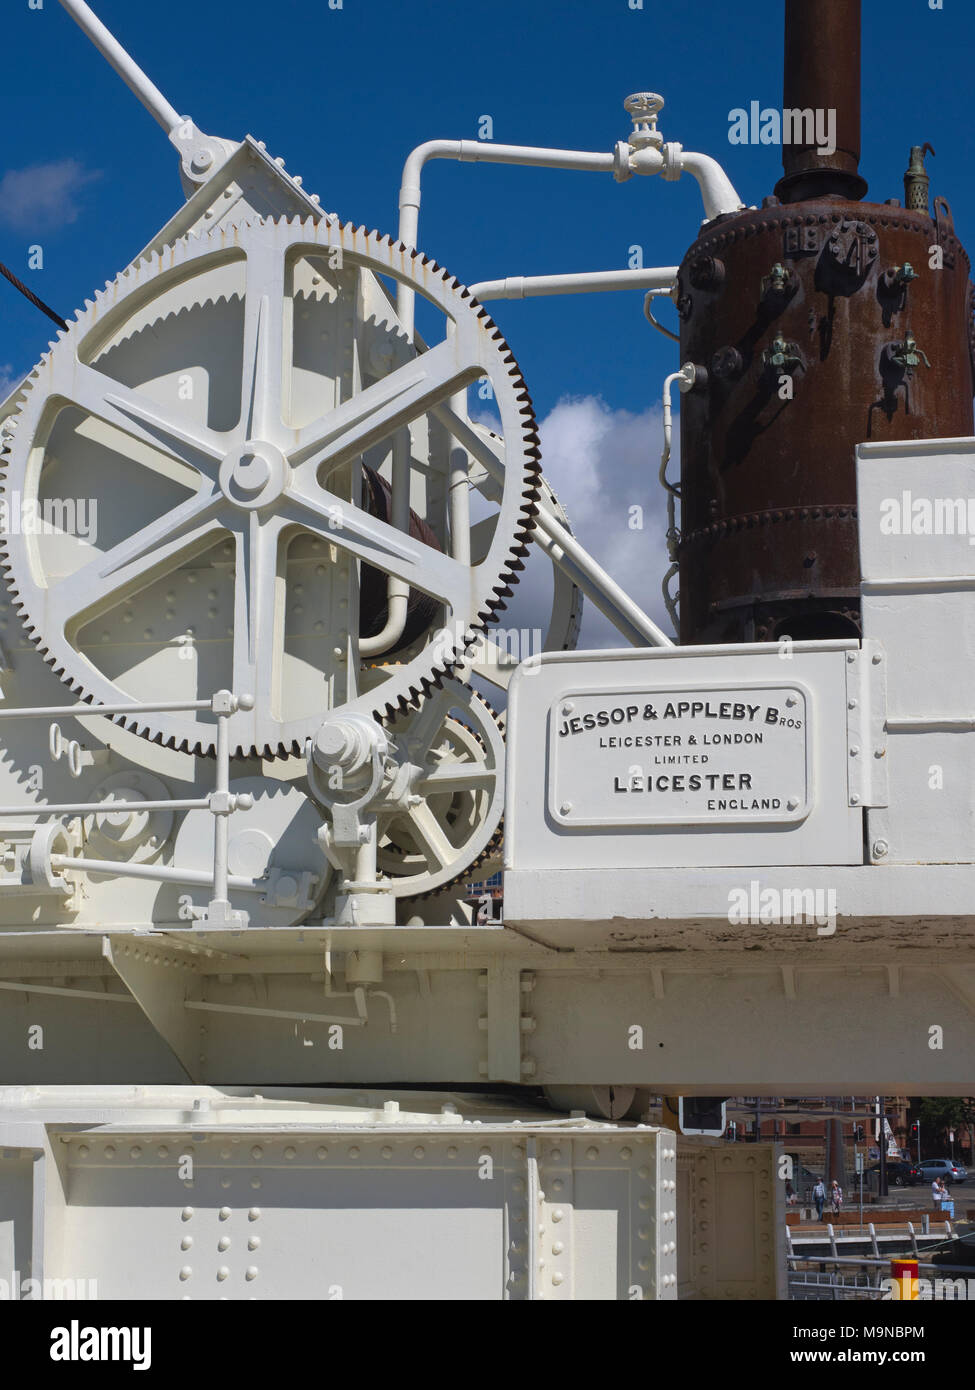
[
  {"xmin": 495, "ymin": 395, "xmax": 676, "ymax": 653},
  {"xmin": 0, "ymin": 160, "xmax": 100, "ymax": 232},
  {"xmin": 0, "ymin": 364, "xmax": 26, "ymax": 404}
]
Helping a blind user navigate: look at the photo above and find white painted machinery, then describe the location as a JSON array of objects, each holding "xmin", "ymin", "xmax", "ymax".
[{"xmin": 0, "ymin": 0, "xmax": 972, "ymax": 1301}]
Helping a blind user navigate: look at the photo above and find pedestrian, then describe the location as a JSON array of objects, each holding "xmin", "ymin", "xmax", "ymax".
[
  {"xmin": 932, "ymin": 1176, "xmax": 943, "ymax": 1211},
  {"xmin": 830, "ymin": 1180, "xmax": 843, "ymax": 1215},
  {"xmin": 812, "ymin": 1177, "xmax": 826, "ymax": 1221},
  {"xmin": 784, "ymin": 1178, "xmax": 797, "ymax": 1207}
]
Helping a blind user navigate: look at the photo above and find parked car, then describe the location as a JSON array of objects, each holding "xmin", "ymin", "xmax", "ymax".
[
  {"xmin": 864, "ymin": 1159, "xmax": 917, "ymax": 1187},
  {"xmin": 911, "ymin": 1158, "xmax": 968, "ymax": 1185}
]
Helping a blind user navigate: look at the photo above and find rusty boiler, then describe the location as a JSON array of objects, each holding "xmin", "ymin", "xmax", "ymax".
[{"xmin": 676, "ymin": 0, "xmax": 975, "ymax": 644}]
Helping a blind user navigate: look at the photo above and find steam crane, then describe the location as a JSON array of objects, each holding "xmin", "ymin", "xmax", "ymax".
[{"xmin": 0, "ymin": 0, "xmax": 972, "ymax": 1302}]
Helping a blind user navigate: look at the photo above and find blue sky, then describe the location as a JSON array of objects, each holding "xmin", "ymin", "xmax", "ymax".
[
  {"xmin": 2, "ymin": 0, "xmax": 972, "ymax": 646},
  {"xmin": 3, "ymin": 0, "xmax": 973, "ymax": 416}
]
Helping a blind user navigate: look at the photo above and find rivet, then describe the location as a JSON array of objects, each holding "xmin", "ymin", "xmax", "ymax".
[
  {"xmin": 552, "ymin": 1179, "xmax": 564, "ymax": 1193},
  {"xmin": 447, "ymin": 1146, "xmax": 458, "ymax": 1159},
  {"xmin": 248, "ymin": 1208, "xmax": 261, "ymax": 1221},
  {"xmin": 552, "ymin": 1209, "xmax": 564, "ymax": 1223},
  {"xmin": 181, "ymin": 1207, "xmax": 194, "ymax": 1221},
  {"xmin": 104, "ymin": 1146, "xmax": 116, "ymax": 1159},
  {"xmin": 219, "ymin": 1207, "xmax": 232, "ymax": 1221},
  {"xmin": 552, "ymin": 1272, "xmax": 564, "ymax": 1286},
  {"xmin": 78, "ymin": 1145, "xmax": 89, "ymax": 1158},
  {"xmin": 552, "ymin": 1240, "xmax": 564, "ymax": 1255},
  {"xmin": 381, "ymin": 1146, "xmax": 392, "ymax": 1159},
  {"xmin": 586, "ymin": 1146, "xmax": 599, "ymax": 1160},
  {"xmin": 284, "ymin": 1146, "xmax": 296, "ymax": 1160},
  {"xmin": 178, "ymin": 1266, "xmax": 192, "ymax": 1281},
  {"xmin": 157, "ymin": 1146, "xmax": 169, "ymax": 1158},
  {"xmin": 248, "ymin": 1237, "xmax": 261, "ymax": 1251},
  {"xmin": 245, "ymin": 1267, "xmax": 259, "ymax": 1281},
  {"xmin": 349, "ymin": 1146, "xmax": 360, "ymax": 1159},
  {"xmin": 218, "ymin": 1237, "xmax": 230, "ymax": 1252},
  {"xmin": 130, "ymin": 1146, "xmax": 142, "ymax": 1159},
  {"xmin": 180, "ymin": 1237, "xmax": 193, "ymax": 1251},
  {"xmin": 316, "ymin": 1147, "xmax": 328, "ymax": 1160},
  {"xmin": 251, "ymin": 1146, "xmax": 263, "ymax": 1159},
  {"xmin": 216, "ymin": 1267, "xmax": 229, "ymax": 1281},
  {"xmin": 550, "ymin": 1147, "xmax": 562, "ymax": 1161},
  {"xmin": 620, "ymin": 1146, "xmax": 632, "ymax": 1159},
  {"xmin": 413, "ymin": 1146, "xmax": 425, "ymax": 1159},
  {"xmin": 250, "ymin": 1178, "xmax": 262, "ymax": 1189}
]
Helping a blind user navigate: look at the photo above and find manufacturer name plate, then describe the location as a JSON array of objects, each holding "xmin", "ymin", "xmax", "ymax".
[{"xmin": 549, "ymin": 684, "xmax": 811, "ymax": 827}]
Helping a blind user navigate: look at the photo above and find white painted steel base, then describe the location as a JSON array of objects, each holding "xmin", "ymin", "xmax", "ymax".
[{"xmin": 0, "ymin": 1087, "xmax": 686, "ymax": 1301}]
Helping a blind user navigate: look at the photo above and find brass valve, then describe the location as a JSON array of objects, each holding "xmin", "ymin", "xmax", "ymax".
[
  {"xmin": 889, "ymin": 332, "xmax": 931, "ymax": 377},
  {"xmin": 761, "ymin": 263, "xmax": 795, "ymax": 298},
  {"xmin": 762, "ymin": 335, "xmax": 804, "ymax": 374}
]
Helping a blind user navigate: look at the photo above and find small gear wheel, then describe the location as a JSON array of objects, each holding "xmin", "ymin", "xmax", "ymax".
[
  {"xmin": 0, "ymin": 218, "xmax": 541, "ymax": 757},
  {"xmin": 376, "ymin": 680, "xmax": 505, "ymax": 898}
]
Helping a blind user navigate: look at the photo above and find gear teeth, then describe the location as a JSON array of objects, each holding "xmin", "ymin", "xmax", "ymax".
[{"xmin": 2, "ymin": 216, "xmax": 543, "ymax": 754}]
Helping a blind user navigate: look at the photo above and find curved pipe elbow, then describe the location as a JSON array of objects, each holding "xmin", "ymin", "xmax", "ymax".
[{"xmin": 675, "ymin": 150, "xmax": 745, "ymax": 222}]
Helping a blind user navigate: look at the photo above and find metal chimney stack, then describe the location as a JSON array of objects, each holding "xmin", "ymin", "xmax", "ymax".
[
  {"xmin": 775, "ymin": 0, "xmax": 867, "ymax": 203},
  {"xmin": 674, "ymin": 0, "xmax": 975, "ymax": 646}
]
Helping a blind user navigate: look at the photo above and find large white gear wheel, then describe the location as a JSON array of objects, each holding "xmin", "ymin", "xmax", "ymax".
[{"xmin": 0, "ymin": 218, "xmax": 541, "ymax": 757}]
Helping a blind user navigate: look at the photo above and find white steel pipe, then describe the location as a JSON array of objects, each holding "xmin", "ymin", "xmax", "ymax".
[
  {"xmin": 397, "ymin": 139, "xmax": 618, "ymax": 336},
  {"xmin": 433, "ymin": 402, "xmax": 673, "ymax": 648},
  {"xmin": 212, "ymin": 711, "xmax": 231, "ymax": 907},
  {"xmin": 448, "ymin": 388, "xmax": 472, "ymax": 567},
  {"xmin": 0, "ymin": 798, "xmax": 208, "ymax": 817},
  {"xmin": 359, "ymin": 428, "xmax": 412, "ymax": 658},
  {"xmin": 468, "ymin": 267, "xmax": 679, "ymax": 301},
  {"xmin": 57, "ymin": 0, "xmax": 184, "ymax": 133},
  {"xmin": 50, "ymin": 854, "xmax": 261, "ymax": 892},
  {"xmin": 669, "ymin": 149, "xmax": 744, "ymax": 222},
  {"xmin": 399, "ymin": 139, "xmax": 618, "ymax": 249},
  {"xmin": 0, "ymin": 698, "xmax": 213, "ymax": 720}
]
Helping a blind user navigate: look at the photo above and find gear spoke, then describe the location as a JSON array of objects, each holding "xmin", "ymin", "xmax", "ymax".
[
  {"xmin": 229, "ymin": 513, "xmax": 286, "ymax": 710},
  {"xmin": 240, "ymin": 236, "xmax": 287, "ymax": 440},
  {"xmin": 398, "ymin": 683, "xmax": 455, "ymax": 760},
  {"xmin": 59, "ymin": 358, "xmax": 226, "ymax": 477},
  {"xmin": 402, "ymin": 799, "xmax": 457, "ymax": 871},
  {"xmin": 419, "ymin": 763, "xmax": 495, "ymax": 792},
  {"xmin": 288, "ymin": 337, "xmax": 484, "ymax": 478},
  {"xmin": 45, "ymin": 490, "xmax": 226, "ymax": 633},
  {"xmin": 283, "ymin": 483, "xmax": 474, "ymax": 619}
]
